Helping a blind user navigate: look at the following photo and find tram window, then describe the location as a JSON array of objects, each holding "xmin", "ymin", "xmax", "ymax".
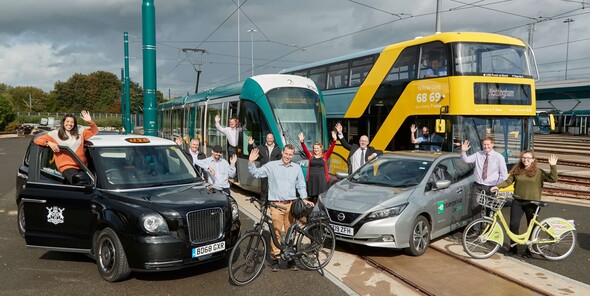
[
  {"xmin": 207, "ymin": 103, "xmax": 225, "ymax": 150},
  {"xmin": 239, "ymin": 101, "xmax": 271, "ymax": 156}
]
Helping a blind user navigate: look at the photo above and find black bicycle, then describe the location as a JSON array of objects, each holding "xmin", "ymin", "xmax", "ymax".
[{"xmin": 228, "ymin": 197, "xmax": 336, "ymax": 285}]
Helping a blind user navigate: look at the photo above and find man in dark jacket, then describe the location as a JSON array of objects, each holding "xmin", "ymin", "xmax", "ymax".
[
  {"xmin": 176, "ymin": 137, "xmax": 207, "ymax": 180},
  {"xmin": 248, "ymin": 132, "xmax": 281, "ymax": 200},
  {"xmin": 335, "ymin": 123, "xmax": 383, "ymax": 174}
]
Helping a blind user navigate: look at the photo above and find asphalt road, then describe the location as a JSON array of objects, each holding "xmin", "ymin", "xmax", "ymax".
[{"xmin": 0, "ymin": 136, "xmax": 348, "ymax": 296}]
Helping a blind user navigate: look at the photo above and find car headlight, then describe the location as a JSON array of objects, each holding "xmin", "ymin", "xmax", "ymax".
[
  {"xmin": 366, "ymin": 203, "xmax": 408, "ymax": 220},
  {"xmin": 141, "ymin": 213, "xmax": 169, "ymax": 234},
  {"xmin": 231, "ymin": 201, "xmax": 239, "ymax": 221}
]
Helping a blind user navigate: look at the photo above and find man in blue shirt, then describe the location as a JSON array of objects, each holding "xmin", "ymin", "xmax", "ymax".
[
  {"xmin": 193, "ymin": 145, "xmax": 237, "ymax": 195},
  {"xmin": 248, "ymin": 144, "xmax": 313, "ymax": 271},
  {"xmin": 410, "ymin": 124, "xmax": 442, "ymax": 151}
]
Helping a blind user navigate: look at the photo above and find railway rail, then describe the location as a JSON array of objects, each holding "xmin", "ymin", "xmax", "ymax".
[
  {"xmin": 356, "ymin": 244, "xmax": 551, "ymax": 295},
  {"xmin": 534, "ymin": 134, "xmax": 590, "ymax": 199}
]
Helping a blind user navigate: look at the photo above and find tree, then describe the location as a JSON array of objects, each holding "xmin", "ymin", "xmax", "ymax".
[
  {"xmin": 0, "ymin": 94, "xmax": 17, "ymax": 131},
  {"xmin": 51, "ymin": 71, "xmax": 121, "ymax": 113},
  {"xmin": 8, "ymin": 86, "xmax": 48, "ymax": 112}
]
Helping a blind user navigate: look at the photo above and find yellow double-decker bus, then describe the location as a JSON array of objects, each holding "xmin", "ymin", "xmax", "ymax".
[{"xmin": 282, "ymin": 32, "xmax": 538, "ymax": 173}]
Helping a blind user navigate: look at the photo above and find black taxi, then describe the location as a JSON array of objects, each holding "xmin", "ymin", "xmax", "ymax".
[{"xmin": 16, "ymin": 134, "xmax": 241, "ymax": 282}]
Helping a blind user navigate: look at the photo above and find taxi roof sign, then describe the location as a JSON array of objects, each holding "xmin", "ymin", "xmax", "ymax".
[{"xmin": 125, "ymin": 137, "xmax": 150, "ymax": 143}]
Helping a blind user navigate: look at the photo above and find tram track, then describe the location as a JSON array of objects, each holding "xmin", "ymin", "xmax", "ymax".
[
  {"xmin": 355, "ymin": 241, "xmax": 550, "ymax": 296},
  {"xmin": 533, "ymin": 134, "xmax": 590, "ymax": 198}
]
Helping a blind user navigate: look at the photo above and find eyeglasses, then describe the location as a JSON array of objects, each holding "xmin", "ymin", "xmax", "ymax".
[{"xmin": 521, "ymin": 157, "xmax": 534, "ymax": 160}]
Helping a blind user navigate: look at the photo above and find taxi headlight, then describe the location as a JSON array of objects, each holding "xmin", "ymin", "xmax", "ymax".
[
  {"xmin": 367, "ymin": 203, "xmax": 408, "ymax": 220},
  {"xmin": 141, "ymin": 214, "xmax": 169, "ymax": 234},
  {"xmin": 231, "ymin": 201, "xmax": 239, "ymax": 221}
]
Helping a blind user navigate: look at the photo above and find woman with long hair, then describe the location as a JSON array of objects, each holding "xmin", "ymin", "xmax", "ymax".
[
  {"xmin": 299, "ymin": 130, "xmax": 337, "ymax": 203},
  {"xmin": 492, "ymin": 150, "xmax": 558, "ymax": 256},
  {"xmin": 34, "ymin": 110, "xmax": 99, "ymax": 184}
]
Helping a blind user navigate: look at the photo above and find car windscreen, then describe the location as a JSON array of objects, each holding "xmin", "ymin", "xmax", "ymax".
[
  {"xmin": 96, "ymin": 145, "xmax": 198, "ymax": 189},
  {"xmin": 350, "ymin": 157, "xmax": 432, "ymax": 187}
]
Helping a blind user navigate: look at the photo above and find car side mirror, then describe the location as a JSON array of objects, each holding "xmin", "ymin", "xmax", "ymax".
[
  {"xmin": 335, "ymin": 172, "xmax": 349, "ymax": 179},
  {"xmin": 72, "ymin": 172, "xmax": 92, "ymax": 186},
  {"xmin": 435, "ymin": 180, "xmax": 451, "ymax": 190}
]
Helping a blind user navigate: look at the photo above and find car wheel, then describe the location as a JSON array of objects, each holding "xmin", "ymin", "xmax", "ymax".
[
  {"xmin": 404, "ymin": 215, "xmax": 431, "ymax": 256},
  {"xmin": 17, "ymin": 201, "xmax": 25, "ymax": 238},
  {"xmin": 95, "ymin": 228, "xmax": 130, "ymax": 282}
]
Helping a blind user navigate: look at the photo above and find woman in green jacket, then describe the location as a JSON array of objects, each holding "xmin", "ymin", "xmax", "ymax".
[{"xmin": 492, "ymin": 151, "xmax": 558, "ymax": 256}]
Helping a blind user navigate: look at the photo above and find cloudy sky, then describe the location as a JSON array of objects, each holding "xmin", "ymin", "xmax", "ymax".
[{"xmin": 1, "ymin": 0, "xmax": 589, "ymax": 98}]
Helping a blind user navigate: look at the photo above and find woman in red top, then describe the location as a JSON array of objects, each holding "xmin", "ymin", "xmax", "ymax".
[
  {"xmin": 298, "ymin": 130, "xmax": 337, "ymax": 203},
  {"xmin": 34, "ymin": 110, "xmax": 99, "ymax": 184}
]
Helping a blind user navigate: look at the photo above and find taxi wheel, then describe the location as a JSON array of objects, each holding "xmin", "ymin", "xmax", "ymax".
[
  {"xmin": 17, "ymin": 201, "xmax": 25, "ymax": 238},
  {"xmin": 95, "ymin": 228, "xmax": 130, "ymax": 282},
  {"xmin": 405, "ymin": 215, "xmax": 431, "ymax": 256}
]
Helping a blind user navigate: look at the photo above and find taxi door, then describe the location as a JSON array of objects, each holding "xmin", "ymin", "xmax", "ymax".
[{"xmin": 22, "ymin": 146, "xmax": 96, "ymax": 251}]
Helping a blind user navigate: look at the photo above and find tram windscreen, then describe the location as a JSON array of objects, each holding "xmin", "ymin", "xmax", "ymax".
[{"xmin": 266, "ymin": 88, "xmax": 323, "ymax": 153}]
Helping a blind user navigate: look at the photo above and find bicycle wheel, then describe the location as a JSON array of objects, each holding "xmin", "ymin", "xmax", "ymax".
[
  {"xmin": 228, "ymin": 231, "xmax": 267, "ymax": 285},
  {"xmin": 296, "ymin": 221, "xmax": 336, "ymax": 270},
  {"xmin": 531, "ymin": 221, "xmax": 576, "ymax": 261},
  {"xmin": 462, "ymin": 219, "xmax": 501, "ymax": 259}
]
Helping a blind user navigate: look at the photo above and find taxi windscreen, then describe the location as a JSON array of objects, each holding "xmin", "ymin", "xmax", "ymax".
[{"xmin": 96, "ymin": 145, "xmax": 198, "ymax": 188}]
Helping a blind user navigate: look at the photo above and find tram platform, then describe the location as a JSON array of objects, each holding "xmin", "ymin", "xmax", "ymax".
[{"xmin": 231, "ymin": 189, "xmax": 590, "ymax": 296}]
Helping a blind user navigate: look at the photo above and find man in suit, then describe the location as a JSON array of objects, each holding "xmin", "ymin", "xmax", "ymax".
[
  {"xmin": 176, "ymin": 137, "xmax": 207, "ymax": 181},
  {"xmin": 248, "ymin": 132, "xmax": 282, "ymax": 200},
  {"xmin": 335, "ymin": 123, "xmax": 383, "ymax": 174}
]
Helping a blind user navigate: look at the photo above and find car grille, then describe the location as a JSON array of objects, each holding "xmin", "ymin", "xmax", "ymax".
[
  {"xmin": 187, "ymin": 208, "xmax": 223, "ymax": 244},
  {"xmin": 327, "ymin": 209, "xmax": 362, "ymax": 224}
]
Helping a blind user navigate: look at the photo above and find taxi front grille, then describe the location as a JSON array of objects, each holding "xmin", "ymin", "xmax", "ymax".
[{"xmin": 187, "ymin": 208, "xmax": 223, "ymax": 244}]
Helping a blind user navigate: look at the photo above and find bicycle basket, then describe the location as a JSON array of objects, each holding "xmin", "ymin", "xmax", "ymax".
[{"xmin": 476, "ymin": 192, "xmax": 507, "ymax": 211}]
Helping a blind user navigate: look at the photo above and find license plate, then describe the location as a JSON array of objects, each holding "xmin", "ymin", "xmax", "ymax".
[
  {"xmin": 192, "ymin": 241, "xmax": 225, "ymax": 258},
  {"xmin": 330, "ymin": 224, "xmax": 354, "ymax": 236}
]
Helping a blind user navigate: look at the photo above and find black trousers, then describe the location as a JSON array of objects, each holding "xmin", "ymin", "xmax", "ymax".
[
  {"xmin": 470, "ymin": 183, "xmax": 493, "ymax": 217},
  {"xmin": 509, "ymin": 199, "xmax": 537, "ymax": 236}
]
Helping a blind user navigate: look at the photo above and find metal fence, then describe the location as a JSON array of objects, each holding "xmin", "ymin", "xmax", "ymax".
[{"xmin": 17, "ymin": 112, "xmax": 123, "ymax": 118}]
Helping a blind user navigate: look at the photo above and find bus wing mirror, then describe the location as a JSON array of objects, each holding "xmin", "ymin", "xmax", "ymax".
[{"xmin": 435, "ymin": 119, "xmax": 446, "ymax": 133}]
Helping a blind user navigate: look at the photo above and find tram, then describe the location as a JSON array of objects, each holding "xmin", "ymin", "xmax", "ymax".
[
  {"xmin": 281, "ymin": 32, "xmax": 539, "ymax": 173},
  {"xmin": 533, "ymin": 111, "xmax": 555, "ymax": 134},
  {"xmin": 158, "ymin": 74, "xmax": 328, "ymax": 193}
]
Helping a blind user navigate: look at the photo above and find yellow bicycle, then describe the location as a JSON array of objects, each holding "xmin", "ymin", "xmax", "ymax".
[{"xmin": 462, "ymin": 192, "xmax": 576, "ymax": 260}]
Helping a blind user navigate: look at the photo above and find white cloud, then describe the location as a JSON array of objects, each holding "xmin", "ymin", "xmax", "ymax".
[{"xmin": 0, "ymin": 0, "xmax": 588, "ymax": 95}]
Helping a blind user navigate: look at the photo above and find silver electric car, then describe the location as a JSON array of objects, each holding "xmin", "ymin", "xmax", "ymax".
[{"xmin": 322, "ymin": 151, "xmax": 475, "ymax": 256}]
